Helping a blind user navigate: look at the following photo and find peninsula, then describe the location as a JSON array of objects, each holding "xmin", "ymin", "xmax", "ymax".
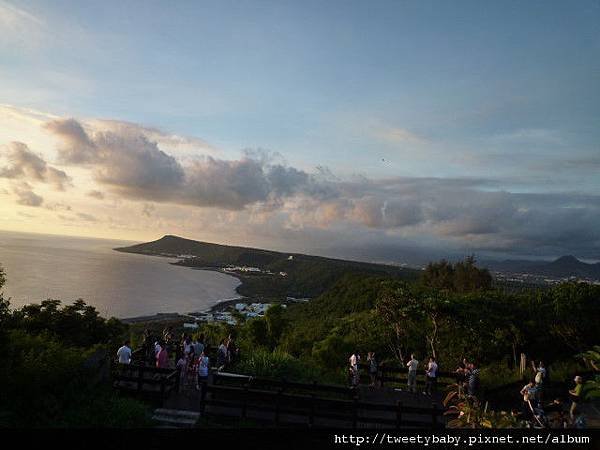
[{"xmin": 115, "ymin": 235, "xmax": 418, "ymax": 301}]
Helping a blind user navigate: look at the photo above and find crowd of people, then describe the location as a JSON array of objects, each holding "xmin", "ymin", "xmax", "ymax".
[
  {"xmin": 454, "ymin": 358, "xmax": 481, "ymax": 398},
  {"xmin": 348, "ymin": 351, "xmax": 461, "ymax": 398},
  {"xmin": 344, "ymin": 351, "xmax": 589, "ymax": 429},
  {"xmin": 118, "ymin": 334, "xmax": 590, "ymax": 428},
  {"xmin": 516, "ymin": 359, "xmax": 586, "ymax": 428},
  {"xmin": 116, "ymin": 327, "xmax": 240, "ymax": 391}
]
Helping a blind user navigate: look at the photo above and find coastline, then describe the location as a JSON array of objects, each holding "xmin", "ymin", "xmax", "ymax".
[
  {"xmin": 120, "ymin": 298, "xmax": 246, "ymax": 324},
  {"xmin": 112, "ymin": 251, "xmax": 250, "ymax": 324}
]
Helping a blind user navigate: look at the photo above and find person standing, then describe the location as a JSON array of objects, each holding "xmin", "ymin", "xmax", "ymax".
[
  {"xmin": 176, "ymin": 354, "xmax": 188, "ymax": 390},
  {"xmin": 349, "ymin": 351, "xmax": 361, "ymax": 386},
  {"xmin": 532, "ymin": 360, "xmax": 547, "ymax": 402},
  {"xmin": 569, "ymin": 376, "xmax": 584, "ymax": 421},
  {"xmin": 406, "ymin": 354, "xmax": 419, "ymax": 393},
  {"xmin": 455, "ymin": 359, "xmax": 468, "ymax": 395},
  {"xmin": 367, "ymin": 352, "xmax": 378, "ymax": 386},
  {"xmin": 156, "ymin": 341, "xmax": 169, "ymax": 369},
  {"xmin": 116, "ymin": 340, "xmax": 132, "ymax": 365},
  {"xmin": 196, "ymin": 351, "xmax": 210, "ymax": 390},
  {"xmin": 520, "ymin": 379, "xmax": 537, "ymax": 418},
  {"xmin": 183, "ymin": 336, "xmax": 193, "ymax": 357},
  {"xmin": 227, "ymin": 335, "xmax": 238, "ymax": 364},
  {"xmin": 425, "ymin": 356, "xmax": 438, "ymax": 396},
  {"xmin": 217, "ymin": 339, "xmax": 228, "ymax": 370},
  {"xmin": 192, "ymin": 336, "xmax": 204, "ymax": 358},
  {"xmin": 467, "ymin": 362, "xmax": 480, "ymax": 398}
]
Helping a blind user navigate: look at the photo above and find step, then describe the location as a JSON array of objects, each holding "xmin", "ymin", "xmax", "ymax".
[
  {"xmin": 152, "ymin": 415, "xmax": 198, "ymax": 426},
  {"xmin": 153, "ymin": 408, "xmax": 201, "ymax": 419}
]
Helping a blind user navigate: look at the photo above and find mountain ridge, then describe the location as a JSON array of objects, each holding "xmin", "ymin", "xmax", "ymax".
[
  {"xmin": 487, "ymin": 255, "xmax": 600, "ymax": 280},
  {"xmin": 115, "ymin": 235, "xmax": 419, "ymax": 299}
]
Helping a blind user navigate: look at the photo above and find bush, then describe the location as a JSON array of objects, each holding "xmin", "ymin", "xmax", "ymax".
[
  {"xmin": 0, "ymin": 330, "xmax": 150, "ymax": 428},
  {"xmin": 233, "ymin": 348, "xmax": 333, "ymax": 383}
]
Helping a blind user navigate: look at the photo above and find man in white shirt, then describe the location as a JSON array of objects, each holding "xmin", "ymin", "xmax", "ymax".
[
  {"xmin": 406, "ymin": 354, "xmax": 419, "ymax": 393},
  {"xmin": 196, "ymin": 352, "xmax": 210, "ymax": 390},
  {"xmin": 116, "ymin": 340, "xmax": 132, "ymax": 364},
  {"xmin": 349, "ymin": 352, "xmax": 360, "ymax": 386}
]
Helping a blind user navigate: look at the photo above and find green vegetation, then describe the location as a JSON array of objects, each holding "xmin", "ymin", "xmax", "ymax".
[
  {"xmin": 181, "ymin": 258, "xmax": 598, "ymax": 406},
  {"xmin": 578, "ymin": 346, "xmax": 600, "ymax": 400},
  {"xmin": 2, "ymin": 245, "xmax": 598, "ymax": 427},
  {"xmin": 0, "ymin": 266, "xmax": 150, "ymax": 428}
]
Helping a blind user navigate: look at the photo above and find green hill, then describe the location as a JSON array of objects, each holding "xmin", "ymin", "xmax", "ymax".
[{"xmin": 115, "ymin": 235, "xmax": 418, "ymax": 299}]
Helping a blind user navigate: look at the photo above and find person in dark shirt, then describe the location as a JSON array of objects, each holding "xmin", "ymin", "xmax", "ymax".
[
  {"xmin": 467, "ymin": 362, "xmax": 480, "ymax": 398},
  {"xmin": 455, "ymin": 358, "xmax": 469, "ymax": 395}
]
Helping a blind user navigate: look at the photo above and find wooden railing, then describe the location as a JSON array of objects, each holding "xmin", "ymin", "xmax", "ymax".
[
  {"xmin": 199, "ymin": 382, "xmax": 445, "ymax": 428},
  {"xmin": 213, "ymin": 372, "xmax": 357, "ymax": 399},
  {"xmin": 111, "ymin": 363, "xmax": 180, "ymax": 399},
  {"xmin": 359, "ymin": 363, "xmax": 455, "ymax": 388}
]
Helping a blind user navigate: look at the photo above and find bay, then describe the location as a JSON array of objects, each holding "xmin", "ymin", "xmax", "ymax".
[{"xmin": 0, "ymin": 230, "xmax": 241, "ymax": 318}]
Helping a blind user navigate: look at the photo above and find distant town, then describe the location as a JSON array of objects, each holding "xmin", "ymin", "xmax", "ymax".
[{"xmin": 492, "ymin": 271, "xmax": 600, "ymax": 286}]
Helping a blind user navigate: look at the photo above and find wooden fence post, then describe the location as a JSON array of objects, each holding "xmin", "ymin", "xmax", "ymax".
[
  {"xmin": 137, "ymin": 366, "xmax": 144, "ymax": 393},
  {"xmin": 431, "ymin": 402, "xmax": 438, "ymax": 428},
  {"xmin": 352, "ymin": 396, "xmax": 359, "ymax": 428},
  {"xmin": 160, "ymin": 376, "xmax": 166, "ymax": 399},
  {"xmin": 200, "ymin": 383, "xmax": 207, "ymax": 414},
  {"xmin": 309, "ymin": 393, "xmax": 315, "ymax": 427},
  {"xmin": 275, "ymin": 388, "xmax": 283, "ymax": 425},
  {"xmin": 396, "ymin": 401, "xmax": 403, "ymax": 428},
  {"xmin": 241, "ymin": 384, "xmax": 249, "ymax": 419},
  {"xmin": 175, "ymin": 367, "xmax": 181, "ymax": 392}
]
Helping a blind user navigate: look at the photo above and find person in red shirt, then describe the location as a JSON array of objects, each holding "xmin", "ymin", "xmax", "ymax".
[{"xmin": 156, "ymin": 340, "xmax": 169, "ymax": 369}]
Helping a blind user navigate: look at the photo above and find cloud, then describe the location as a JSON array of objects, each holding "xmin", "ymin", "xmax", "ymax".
[
  {"xmin": 76, "ymin": 212, "xmax": 97, "ymax": 222},
  {"xmin": 0, "ymin": 1, "xmax": 43, "ymax": 35},
  {"xmin": 87, "ymin": 190, "xmax": 104, "ymax": 200},
  {"xmin": 142, "ymin": 203, "xmax": 155, "ymax": 217},
  {"xmin": 490, "ymin": 128, "xmax": 565, "ymax": 146},
  {"xmin": 45, "ymin": 118, "xmax": 320, "ymax": 210},
  {"xmin": 44, "ymin": 119, "xmax": 97, "ymax": 164},
  {"xmin": 42, "ymin": 116, "xmax": 600, "ymax": 259},
  {"xmin": 12, "ymin": 182, "xmax": 43, "ymax": 207},
  {"xmin": 375, "ymin": 126, "xmax": 426, "ymax": 144},
  {"xmin": 0, "ymin": 141, "xmax": 71, "ymax": 190}
]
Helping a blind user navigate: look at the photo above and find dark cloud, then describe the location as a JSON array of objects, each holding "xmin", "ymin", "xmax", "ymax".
[
  {"xmin": 87, "ymin": 190, "xmax": 105, "ymax": 200},
  {"xmin": 44, "ymin": 119, "xmax": 97, "ymax": 164},
  {"xmin": 45, "ymin": 119, "xmax": 317, "ymax": 209},
  {"xmin": 142, "ymin": 203, "xmax": 155, "ymax": 217},
  {"xmin": 76, "ymin": 212, "xmax": 97, "ymax": 222},
  {"xmin": 0, "ymin": 142, "xmax": 71, "ymax": 190},
  {"xmin": 43, "ymin": 117, "xmax": 600, "ymax": 259},
  {"xmin": 12, "ymin": 182, "xmax": 43, "ymax": 207}
]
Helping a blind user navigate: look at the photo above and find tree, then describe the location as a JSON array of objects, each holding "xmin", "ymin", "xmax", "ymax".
[
  {"xmin": 0, "ymin": 265, "xmax": 9, "ymax": 347},
  {"xmin": 420, "ymin": 291, "xmax": 451, "ymax": 360},
  {"xmin": 543, "ymin": 283, "xmax": 600, "ymax": 353},
  {"xmin": 421, "ymin": 256, "xmax": 492, "ymax": 293},
  {"xmin": 376, "ymin": 285, "xmax": 424, "ymax": 362},
  {"xmin": 243, "ymin": 317, "xmax": 269, "ymax": 349},
  {"xmin": 265, "ymin": 304, "xmax": 288, "ymax": 348}
]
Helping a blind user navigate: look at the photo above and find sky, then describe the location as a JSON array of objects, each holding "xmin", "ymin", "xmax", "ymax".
[{"xmin": 1, "ymin": 0, "xmax": 599, "ymax": 263}]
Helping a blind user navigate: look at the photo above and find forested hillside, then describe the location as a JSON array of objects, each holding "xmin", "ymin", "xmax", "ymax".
[{"xmin": 117, "ymin": 235, "xmax": 419, "ymax": 299}]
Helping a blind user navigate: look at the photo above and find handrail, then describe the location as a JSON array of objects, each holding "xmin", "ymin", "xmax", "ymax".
[{"xmin": 201, "ymin": 383, "xmax": 445, "ymax": 428}]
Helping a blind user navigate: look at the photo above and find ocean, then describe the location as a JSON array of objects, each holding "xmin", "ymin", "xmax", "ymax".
[{"xmin": 0, "ymin": 230, "xmax": 241, "ymax": 318}]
